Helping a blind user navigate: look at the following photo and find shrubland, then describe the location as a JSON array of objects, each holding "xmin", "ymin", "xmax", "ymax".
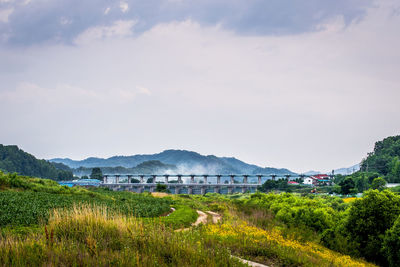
[{"xmin": 1, "ymin": 171, "xmax": 398, "ymax": 266}]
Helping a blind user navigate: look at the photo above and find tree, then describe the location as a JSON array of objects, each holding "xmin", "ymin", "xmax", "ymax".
[
  {"xmin": 371, "ymin": 177, "xmax": 386, "ymax": 190},
  {"xmin": 345, "ymin": 190, "xmax": 400, "ymax": 264},
  {"xmin": 383, "ymin": 215, "xmax": 400, "ymax": 266},
  {"xmin": 355, "ymin": 174, "xmax": 369, "ymax": 192},
  {"xmin": 90, "ymin": 168, "xmax": 103, "ymax": 179},
  {"xmin": 155, "ymin": 183, "xmax": 167, "ymax": 192},
  {"xmin": 339, "ymin": 178, "xmax": 355, "ymax": 195}
]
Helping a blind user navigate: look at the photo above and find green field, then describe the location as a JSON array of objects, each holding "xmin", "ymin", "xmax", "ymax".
[{"xmin": 1, "ymin": 171, "xmax": 399, "ymax": 266}]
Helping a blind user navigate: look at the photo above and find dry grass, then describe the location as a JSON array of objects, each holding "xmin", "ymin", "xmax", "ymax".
[{"xmin": 151, "ymin": 192, "xmax": 170, "ymax": 198}]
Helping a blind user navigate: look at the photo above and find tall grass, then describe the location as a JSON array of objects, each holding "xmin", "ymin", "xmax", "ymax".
[{"xmin": 0, "ymin": 204, "xmax": 245, "ymax": 266}]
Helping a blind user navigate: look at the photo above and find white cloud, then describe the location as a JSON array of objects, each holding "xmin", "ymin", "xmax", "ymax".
[
  {"xmin": 60, "ymin": 17, "xmax": 72, "ymax": 25},
  {"xmin": 104, "ymin": 7, "xmax": 110, "ymax": 15},
  {"xmin": 74, "ymin": 20, "xmax": 136, "ymax": 45},
  {"xmin": 0, "ymin": 1, "xmax": 400, "ymax": 172},
  {"xmin": 119, "ymin": 1, "xmax": 129, "ymax": 13},
  {"xmin": 0, "ymin": 8, "xmax": 13, "ymax": 23},
  {"xmin": 137, "ymin": 86, "xmax": 152, "ymax": 96},
  {"xmin": 0, "ymin": 82, "xmax": 144, "ymax": 107}
]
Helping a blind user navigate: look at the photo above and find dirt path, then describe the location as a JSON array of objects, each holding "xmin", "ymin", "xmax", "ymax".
[{"xmin": 174, "ymin": 209, "xmax": 268, "ymax": 267}]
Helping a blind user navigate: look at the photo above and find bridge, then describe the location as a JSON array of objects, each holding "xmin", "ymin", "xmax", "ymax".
[{"xmin": 100, "ymin": 174, "xmax": 310, "ymax": 194}]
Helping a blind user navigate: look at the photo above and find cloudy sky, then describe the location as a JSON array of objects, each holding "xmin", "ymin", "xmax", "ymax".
[{"xmin": 1, "ymin": 0, "xmax": 399, "ymax": 173}]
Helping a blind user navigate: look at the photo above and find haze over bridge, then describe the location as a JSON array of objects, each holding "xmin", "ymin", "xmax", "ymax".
[{"xmin": 100, "ymin": 174, "xmax": 313, "ymax": 194}]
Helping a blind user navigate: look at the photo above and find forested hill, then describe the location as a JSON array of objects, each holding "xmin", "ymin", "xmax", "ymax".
[
  {"xmin": 361, "ymin": 135, "xmax": 400, "ymax": 182},
  {"xmin": 0, "ymin": 145, "xmax": 73, "ymax": 180},
  {"xmin": 51, "ymin": 149, "xmax": 297, "ymax": 175},
  {"xmin": 73, "ymin": 160, "xmax": 177, "ymax": 176}
]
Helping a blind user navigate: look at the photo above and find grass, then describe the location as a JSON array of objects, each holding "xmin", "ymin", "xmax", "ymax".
[
  {"xmin": 0, "ymin": 173, "xmax": 379, "ymax": 266},
  {"xmin": 0, "ymin": 205, "xmax": 246, "ymax": 267}
]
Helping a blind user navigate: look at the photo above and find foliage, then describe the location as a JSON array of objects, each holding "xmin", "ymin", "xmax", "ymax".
[
  {"xmin": 361, "ymin": 135, "xmax": 400, "ymax": 181},
  {"xmin": 383, "ymin": 215, "xmax": 400, "ymax": 267},
  {"xmin": 370, "ymin": 177, "xmax": 386, "ymax": 190},
  {"xmin": 240, "ymin": 192, "xmax": 347, "ymax": 234},
  {"xmin": 345, "ymin": 190, "xmax": 400, "ymax": 264},
  {"xmin": 339, "ymin": 177, "xmax": 356, "ymax": 195},
  {"xmin": 0, "ymin": 145, "xmax": 73, "ymax": 180},
  {"xmin": 90, "ymin": 167, "xmax": 103, "ymax": 179},
  {"xmin": 156, "ymin": 183, "xmax": 168, "ymax": 192},
  {"xmin": 204, "ymin": 220, "xmax": 375, "ymax": 267}
]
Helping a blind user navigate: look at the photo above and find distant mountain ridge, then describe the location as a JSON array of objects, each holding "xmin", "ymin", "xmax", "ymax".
[
  {"xmin": 303, "ymin": 164, "xmax": 361, "ymax": 176},
  {"xmin": 50, "ymin": 149, "xmax": 297, "ymax": 175}
]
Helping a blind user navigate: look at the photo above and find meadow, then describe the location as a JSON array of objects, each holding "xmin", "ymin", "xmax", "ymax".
[{"xmin": 1, "ymin": 171, "xmax": 398, "ymax": 266}]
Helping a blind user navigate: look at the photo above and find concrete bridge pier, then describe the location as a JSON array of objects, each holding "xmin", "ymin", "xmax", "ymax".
[
  {"xmin": 175, "ymin": 187, "xmax": 181, "ymax": 194},
  {"xmin": 115, "ymin": 175, "xmax": 120, "ymax": 184},
  {"xmin": 103, "ymin": 175, "xmax": 108, "ymax": 184},
  {"xmin": 241, "ymin": 186, "xmax": 247, "ymax": 193},
  {"xmin": 149, "ymin": 186, "xmax": 155, "ymax": 193},
  {"xmin": 216, "ymin": 175, "xmax": 221, "ymax": 184},
  {"xmin": 271, "ymin": 174, "xmax": 277, "ymax": 181},
  {"xmin": 257, "ymin": 175, "xmax": 262, "ymax": 185},
  {"xmin": 177, "ymin": 175, "xmax": 182, "ymax": 184},
  {"xmin": 164, "ymin": 175, "xmax": 169, "ymax": 183},
  {"xmin": 188, "ymin": 186, "xmax": 193, "ymax": 194},
  {"xmin": 214, "ymin": 186, "xmax": 220, "ymax": 193},
  {"xmin": 127, "ymin": 175, "xmax": 132, "ymax": 184},
  {"xmin": 230, "ymin": 175, "xmax": 235, "ymax": 185},
  {"xmin": 243, "ymin": 175, "xmax": 248, "ymax": 184},
  {"xmin": 190, "ymin": 175, "xmax": 195, "ymax": 184},
  {"xmin": 228, "ymin": 187, "xmax": 233, "ymax": 194},
  {"xmin": 139, "ymin": 175, "xmax": 144, "ymax": 183},
  {"xmin": 152, "ymin": 175, "xmax": 157, "ymax": 183},
  {"xmin": 201, "ymin": 187, "xmax": 206, "ymax": 195},
  {"xmin": 203, "ymin": 175, "xmax": 208, "ymax": 184}
]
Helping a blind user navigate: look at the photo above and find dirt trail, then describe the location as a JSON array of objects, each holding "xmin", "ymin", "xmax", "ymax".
[{"xmin": 174, "ymin": 209, "xmax": 267, "ymax": 267}]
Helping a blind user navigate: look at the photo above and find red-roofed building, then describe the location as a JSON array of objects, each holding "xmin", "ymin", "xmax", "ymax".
[{"xmin": 304, "ymin": 174, "xmax": 332, "ymax": 186}]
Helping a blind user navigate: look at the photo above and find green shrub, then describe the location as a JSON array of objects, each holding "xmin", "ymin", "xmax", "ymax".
[{"xmin": 383, "ymin": 215, "xmax": 400, "ymax": 266}]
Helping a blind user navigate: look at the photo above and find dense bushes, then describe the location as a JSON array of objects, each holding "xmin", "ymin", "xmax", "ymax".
[
  {"xmin": 242, "ymin": 193, "xmax": 346, "ymax": 234},
  {"xmin": 383, "ymin": 215, "xmax": 400, "ymax": 266},
  {"xmin": 234, "ymin": 190, "xmax": 400, "ymax": 266},
  {"xmin": 345, "ymin": 190, "xmax": 400, "ymax": 265}
]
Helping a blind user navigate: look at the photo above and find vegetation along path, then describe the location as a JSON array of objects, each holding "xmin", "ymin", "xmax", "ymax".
[{"xmin": 176, "ymin": 209, "xmax": 268, "ymax": 267}]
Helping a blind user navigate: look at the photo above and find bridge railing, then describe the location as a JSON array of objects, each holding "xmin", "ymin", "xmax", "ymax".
[{"xmin": 101, "ymin": 174, "xmax": 317, "ymax": 185}]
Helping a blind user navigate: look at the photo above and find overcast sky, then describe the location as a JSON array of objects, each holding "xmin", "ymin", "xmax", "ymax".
[{"xmin": 1, "ymin": 0, "xmax": 400, "ymax": 173}]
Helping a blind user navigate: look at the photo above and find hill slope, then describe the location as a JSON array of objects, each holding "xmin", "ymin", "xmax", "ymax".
[
  {"xmin": 0, "ymin": 145, "xmax": 73, "ymax": 180},
  {"xmin": 51, "ymin": 149, "xmax": 296, "ymax": 175}
]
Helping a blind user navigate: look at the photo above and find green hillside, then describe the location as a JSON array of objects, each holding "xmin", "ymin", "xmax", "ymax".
[
  {"xmin": 361, "ymin": 135, "xmax": 400, "ymax": 182},
  {"xmin": 0, "ymin": 145, "xmax": 73, "ymax": 180}
]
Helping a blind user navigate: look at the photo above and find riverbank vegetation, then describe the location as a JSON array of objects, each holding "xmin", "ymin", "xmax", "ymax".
[{"xmin": 1, "ymin": 171, "xmax": 398, "ymax": 266}]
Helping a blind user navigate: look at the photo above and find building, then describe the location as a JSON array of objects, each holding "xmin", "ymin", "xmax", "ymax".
[{"xmin": 303, "ymin": 174, "xmax": 332, "ymax": 186}]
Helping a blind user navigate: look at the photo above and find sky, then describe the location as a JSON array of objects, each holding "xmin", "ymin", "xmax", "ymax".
[{"xmin": 1, "ymin": 0, "xmax": 400, "ymax": 173}]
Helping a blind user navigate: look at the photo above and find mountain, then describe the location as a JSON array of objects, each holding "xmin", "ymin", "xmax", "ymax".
[
  {"xmin": 303, "ymin": 170, "xmax": 321, "ymax": 176},
  {"xmin": 251, "ymin": 167, "xmax": 297, "ymax": 176},
  {"xmin": 51, "ymin": 149, "xmax": 296, "ymax": 175},
  {"xmin": 332, "ymin": 164, "xmax": 360, "ymax": 175},
  {"xmin": 73, "ymin": 160, "xmax": 177, "ymax": 176},
  {"xmin": 0, "ymin": 145, "xmax": 73, "ymax": 180}
]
